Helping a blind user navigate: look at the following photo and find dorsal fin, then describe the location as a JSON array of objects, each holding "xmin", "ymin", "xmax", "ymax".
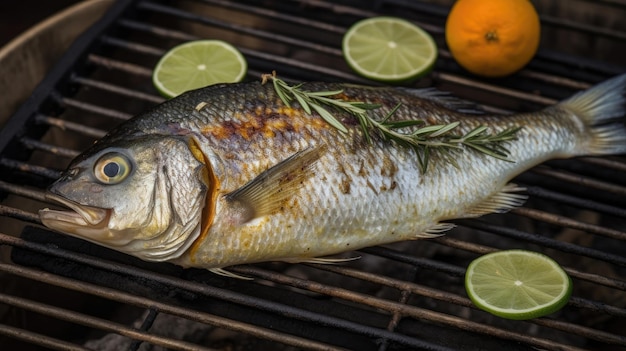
[{"xmin": 397, "ymin": 87, "xmax": 486, "ymax": 114}]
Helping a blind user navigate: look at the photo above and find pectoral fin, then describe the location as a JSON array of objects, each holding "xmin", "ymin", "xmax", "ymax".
[{"xmin": 225, "ymin": 145, "xmax": 326, "ymax": 223}]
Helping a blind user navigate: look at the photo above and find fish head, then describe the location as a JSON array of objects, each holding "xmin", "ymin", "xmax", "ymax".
[{"xmin": 39, "ymin": 135, "xmax": 211, "ymax": 262}]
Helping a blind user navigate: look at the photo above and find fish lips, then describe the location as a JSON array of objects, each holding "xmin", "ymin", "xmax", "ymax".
[{"xmin": 39, "ymin": 192, "xmax": 112, "ymax": 240}]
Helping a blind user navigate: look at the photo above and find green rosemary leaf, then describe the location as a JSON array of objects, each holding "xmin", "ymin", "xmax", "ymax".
[
  {"xmin": 383, "ymin": 120, "xmax": 424, "ymax": 129},
  {"xmin": 312, "ymin": 96, "xmax": 344, "ymax": 106},
  {"xmin": 294, "ymin": 93, "xmax": 311, "ymax": 114},
  {"xmin": 460, "ymin": 125, "xmax": 488, "ymax": 140},
  {"xmin": 446, "ymin": 152, "xmax": 461, "ymax": 169},
  {"xmin": 291, "ymin": 82, "xmax": 305, "ymax": 90},
  {"xmin": 274, "ymin": 81, "xmax": 292, "ymax": 106},
  {"xmin": 429, "ymin": 122, "xmax": 461, "ymax": 137},
  {"xmin": 464, "ymin": 143, "xmax": 511, "ymax": 161},
  {"xmin": 415, "ymin": 146, "xmax": 428, "ymax": 173},
  {"xmin": 352, "ymin": 102, "xmax": 383, "ymax": 110},
  {"xmin": 309, "ymin": 103, "xmax": 348, "ymax": 133},
  {"xmin": 307, "ymin": 89, "xmax": 344, "ymax": 97},
  {"xmin": 492, "ymin": 127, "xmax": 522, "ymax": 142},
  {"xmin": 381, "ymin": 103, "xmax": 403, "ymax": 123},
  {"xmin": 358, "ymin": 118, "xmax": 373, "ymax": 144},
  {"xmin": 412, "ymin": 124, "xmax": 453, "ymax": 136},
  {"xmin": 262, "ymin": 72, "xmax": 521, "ymax": 173}
]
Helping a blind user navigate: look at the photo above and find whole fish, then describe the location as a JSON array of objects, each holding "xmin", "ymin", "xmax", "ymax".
[{"xmin": 39, "ymin": 74, "xmax": 626, "ymax": 276}]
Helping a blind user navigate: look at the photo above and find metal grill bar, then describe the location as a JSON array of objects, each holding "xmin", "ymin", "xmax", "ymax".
[
  {"xmin": 0, "ymin": 0, "xmax": 136, "ymax": 155},
  {"xmin": 459, "ymin": 219, "xmax": 626, "ymax": 266},
  {"xmin": 0, "ymin": 158, "xmax": 61, "ymax": 180},
  {"xmin": 531, "ymin": 166, "xmax": 626, "ymax": 196},
  {"xmin": 524, "ymin": 186, "xmax": 626, "ymax": 217},
  {"xmin": 0, "ymin": 324, "xmax": 90, "ymax": 351},
  {"xmin": 582, "ymin": 157, "xmax": 626, "ymax": 172},
  {"xmin": 513, "ymin": 207, "xmax": 626, "ymax": 241},
  {"xmin": 282, "ymin": 264, "xmax": 626, "ymax": 347},
  {"xmin": 0, "ymin": 261, "xmax": 345, "ymax": 351},
  {"xmin": 58, "ymin": 97, "xmax": 133, "ymax": 120},
  {"xmin": 20, "ymin": 137, "xmax": 80, "ymax": 158},
  {"xmin": 71, "ymin": 76, "xmax": 165, "ymax": 104},
  {"xmin": 433, "ymin": 237, "xmax": 626, "ymax": 292},
  {"xmin": 201, "ymin": 0, "xmax": 347, "ymax": 34},
  {"xmin": 3, "ymin": 226, "xmax": 624, "ymax": 350},
  {"xmin": 306, "ymin": 262, "xmax": 626, "ymax": 323},
  {"xmin": 360, "ymin": 244, "xmax": 626, "ymax": 295},
  {"xmin": 0, "ymin": 292, "xmax": 221, "ymax": 351},
  {"xmin": 0, "ymin": 205, "xmax": 40, "ymax": 223},
  {"xmin": 138, "ymin": 2, "xmax": 343, "ymax": 56},
  {"xmin": 540, "ymin": 15, "xmax": 626, "ymax": 41},
  {"xmin": 0, "ymin": 233, "xmax": 458, "ymax": 351},
  {"xmin": 87, "ymin": 54, "xmax": 153, "ymax": 77},
  {"xmin": 233, "ymin": 266, "xmax": 592, "ymax": 351},
  {"xmin": 34, "ymin": 115, "xmax": 107, "ymax": 139}
]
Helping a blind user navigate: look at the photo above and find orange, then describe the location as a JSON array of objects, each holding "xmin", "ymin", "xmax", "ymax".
[{"xmin": 445, "ymin": 0, "xmax": 541, "ymax": 77}]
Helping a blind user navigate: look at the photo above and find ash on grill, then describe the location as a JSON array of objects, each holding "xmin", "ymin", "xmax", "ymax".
[{"xmin": 1, "ymin": 0, "xmax": 625, "ymax": 351}]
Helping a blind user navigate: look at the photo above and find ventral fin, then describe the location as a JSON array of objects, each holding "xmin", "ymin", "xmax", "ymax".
[
  {"xmin": 209, "ymin": 268, "xmax": 253, "ymax": 280},
  {"xmin": 225, "ymin": 145, "xmax": 326, "ymax": 223},
  {"xmin": 420, "ymin": 222, "xmax": 456, "ymax": 238},
  {"xmin": 463, "ymin": 183, "xmax": 527, "ymax": 218},
  {"xmin": 282, "ymin": 256, "xmax": 361, "ymax": 264}
]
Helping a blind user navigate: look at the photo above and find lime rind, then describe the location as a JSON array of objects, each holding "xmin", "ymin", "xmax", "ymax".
[
  {"xmin": 153, "ymin": 40, "xmax": 247, "ymax": 98},
  {"xmin": 342, "ymin": 16, "xmax": 437, "ymax": 83},
  {"xmin": 465, "ymin": 250, "xmax": 572, "ymax": 320}
]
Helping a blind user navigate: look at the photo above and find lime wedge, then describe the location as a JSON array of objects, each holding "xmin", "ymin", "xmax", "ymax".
[
  {"xmin": 342, "ymin": 17, "xmax": 437, "ymax": 83},
  {"xmin": 465, "ymin": 250, "xmax": 572, "ymax": 320},
  {"xmin": 153, "ymin": 40, "xmax": 247, "ymax": 98}
]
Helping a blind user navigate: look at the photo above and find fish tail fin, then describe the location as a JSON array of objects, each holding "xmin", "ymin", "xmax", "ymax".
[{"xmin": 558, "ymin": 73, "xmax": 626, "ymax": 156}]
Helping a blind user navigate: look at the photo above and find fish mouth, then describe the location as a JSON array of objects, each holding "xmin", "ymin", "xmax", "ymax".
[{"xmin": 39, "ymin": 193, "xmax": 112, "ymax": 238}]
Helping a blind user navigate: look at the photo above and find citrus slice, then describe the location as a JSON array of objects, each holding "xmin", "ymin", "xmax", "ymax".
[
  {"xmin": 465, "ymin": 250, "xmax": 572, "ymax": 320},
  {"xmin": 342, "ymin": 17, "xmax": 437, "ymax": 83},
  {"xmin": 153, "ymin": 40, "xmax": 247, "ymax": 98}
]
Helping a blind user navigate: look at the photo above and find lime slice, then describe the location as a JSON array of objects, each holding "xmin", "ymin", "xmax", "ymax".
[
  {"xmin": 342, "ymin": 17, "xmax": 437, "ymax": 83},
  {"xmin": 153, "ymin": 40, "xmax": 247, "ymax": 98},
  {"xmin": 465, "ymin": 250, "xmax": 572, "ymax": 320}
]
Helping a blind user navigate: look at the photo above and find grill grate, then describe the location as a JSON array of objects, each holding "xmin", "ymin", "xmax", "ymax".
[{"xmin": 1, "ymin": 0, "xmax": 626, "ymax": 350}]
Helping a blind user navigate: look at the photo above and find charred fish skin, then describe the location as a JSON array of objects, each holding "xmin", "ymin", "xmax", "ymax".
[{"xmin": 39, "ymin": 74, "xmax": 626, "ymax": 271}]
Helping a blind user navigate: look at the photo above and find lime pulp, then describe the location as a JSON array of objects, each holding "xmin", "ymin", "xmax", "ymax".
[
  {"xmin": 152, "ymin": 40, "xmax": 247, "ymax": 98},
  {"xmin": 342, "ymin": 17, "xmax": 437, "ymax": 83},
  {"xmin": 465, "ymin": 249, "xmax": 572, "ymax": 320}
]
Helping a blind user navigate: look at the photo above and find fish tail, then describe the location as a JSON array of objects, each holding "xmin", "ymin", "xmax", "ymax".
[{"xmin": 558, "ymin": 73, "xmax": 626, "ymax": 156}]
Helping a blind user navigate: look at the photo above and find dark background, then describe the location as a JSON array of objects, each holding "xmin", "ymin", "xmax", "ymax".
[{"xmin": 0, "ymin": 0, "xmax": 82, "ymax": 48}]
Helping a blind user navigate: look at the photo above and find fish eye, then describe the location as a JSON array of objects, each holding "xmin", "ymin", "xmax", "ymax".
[{"xmin": 93, "ymin": 153, "xmax": 132, "ymax": 184}]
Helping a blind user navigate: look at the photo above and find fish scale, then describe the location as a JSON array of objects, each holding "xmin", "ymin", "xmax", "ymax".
[{"xmin": 39, "ymin": 75, "xmax": 626, "ymax": 274}]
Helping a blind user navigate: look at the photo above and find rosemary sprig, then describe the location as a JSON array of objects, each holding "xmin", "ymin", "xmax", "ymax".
[
  {"xmin": 261, "ymin": 71, "xmax": 520, "ymax": 172},
  {"xmin": 262, "ymin": 72, "xmax": 373, "ymax": 133}
]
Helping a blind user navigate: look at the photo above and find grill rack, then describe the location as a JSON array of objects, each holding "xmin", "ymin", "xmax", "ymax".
[{"xmin": 1, "ymin": 0, "xmax": 625, "ymax": 350}]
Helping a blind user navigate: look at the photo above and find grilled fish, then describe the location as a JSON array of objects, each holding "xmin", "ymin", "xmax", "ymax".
[{"xmin": 40, "ymin": 74, "xmax": 626, "ymax": 275}]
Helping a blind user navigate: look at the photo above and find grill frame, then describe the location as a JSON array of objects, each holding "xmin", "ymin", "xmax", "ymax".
[{"xmin": 1, "ymin": 0, "xmax": 626, "ymax": 350}]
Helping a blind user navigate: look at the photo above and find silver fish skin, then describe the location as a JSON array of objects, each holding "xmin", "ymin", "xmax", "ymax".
[{"xmin": 39, "ymin": 74, "xmax": 626, "ymax": 274}]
